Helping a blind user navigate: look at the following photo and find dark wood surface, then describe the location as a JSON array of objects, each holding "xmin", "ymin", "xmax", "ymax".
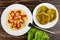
[{"xmin": 0, "ymin": 0, "xmax": 60, "ymax": 40}]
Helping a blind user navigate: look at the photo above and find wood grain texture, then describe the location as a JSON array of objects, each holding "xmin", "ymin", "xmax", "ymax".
[{"xmin": 0, "ymin": 0, "xmax": 60, "ymax": 40}]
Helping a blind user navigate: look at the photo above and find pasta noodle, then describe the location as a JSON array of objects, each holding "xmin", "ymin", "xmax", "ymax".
[{"xmin": 6, "ymin": 10, "xmax": 28, "ymax": 30}]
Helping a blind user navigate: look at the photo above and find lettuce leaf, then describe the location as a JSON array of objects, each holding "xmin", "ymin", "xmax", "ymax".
[{"xmin": 28, "ymin": 28, "xmax": 50, "ymax": 40}]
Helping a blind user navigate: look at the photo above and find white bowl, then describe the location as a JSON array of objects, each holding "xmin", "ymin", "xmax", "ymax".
[
  {"xmin": 33, "ymin": 3, "xmax": 59, "ymax": 29},
  {"xmin": 1, "ymin": 4, "xmax": 32, "ymax": 36}
]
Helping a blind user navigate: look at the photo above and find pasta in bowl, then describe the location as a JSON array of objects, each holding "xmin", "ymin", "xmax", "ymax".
[
  {"xmin": 6, "ymin": 10, "xmax": 28, "ymax": 30},
  {"xmin": 1, "ymin": 4, "xmax": 32, "ymax": 36}
]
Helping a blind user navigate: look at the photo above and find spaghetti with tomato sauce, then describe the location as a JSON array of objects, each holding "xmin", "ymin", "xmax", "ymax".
[{"xmin": 6, "ymin": 10, "xmax": 28, "ymax": 30}]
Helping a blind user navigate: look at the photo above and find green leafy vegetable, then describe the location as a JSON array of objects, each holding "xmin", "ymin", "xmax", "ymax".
[{"xmin": 28, "ymin": 28, "xmax": 50, "ymax": 40}]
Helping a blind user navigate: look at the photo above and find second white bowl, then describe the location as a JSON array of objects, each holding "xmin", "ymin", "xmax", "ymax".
[{"xmin": 33, "ymin": 3, "xmax": 59, "ymax": 29}]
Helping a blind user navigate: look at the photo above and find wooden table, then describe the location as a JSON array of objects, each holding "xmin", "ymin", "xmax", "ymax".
[{"xmin": 0, "ymin": 0, "xmax": 60, "ymax": 40}]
